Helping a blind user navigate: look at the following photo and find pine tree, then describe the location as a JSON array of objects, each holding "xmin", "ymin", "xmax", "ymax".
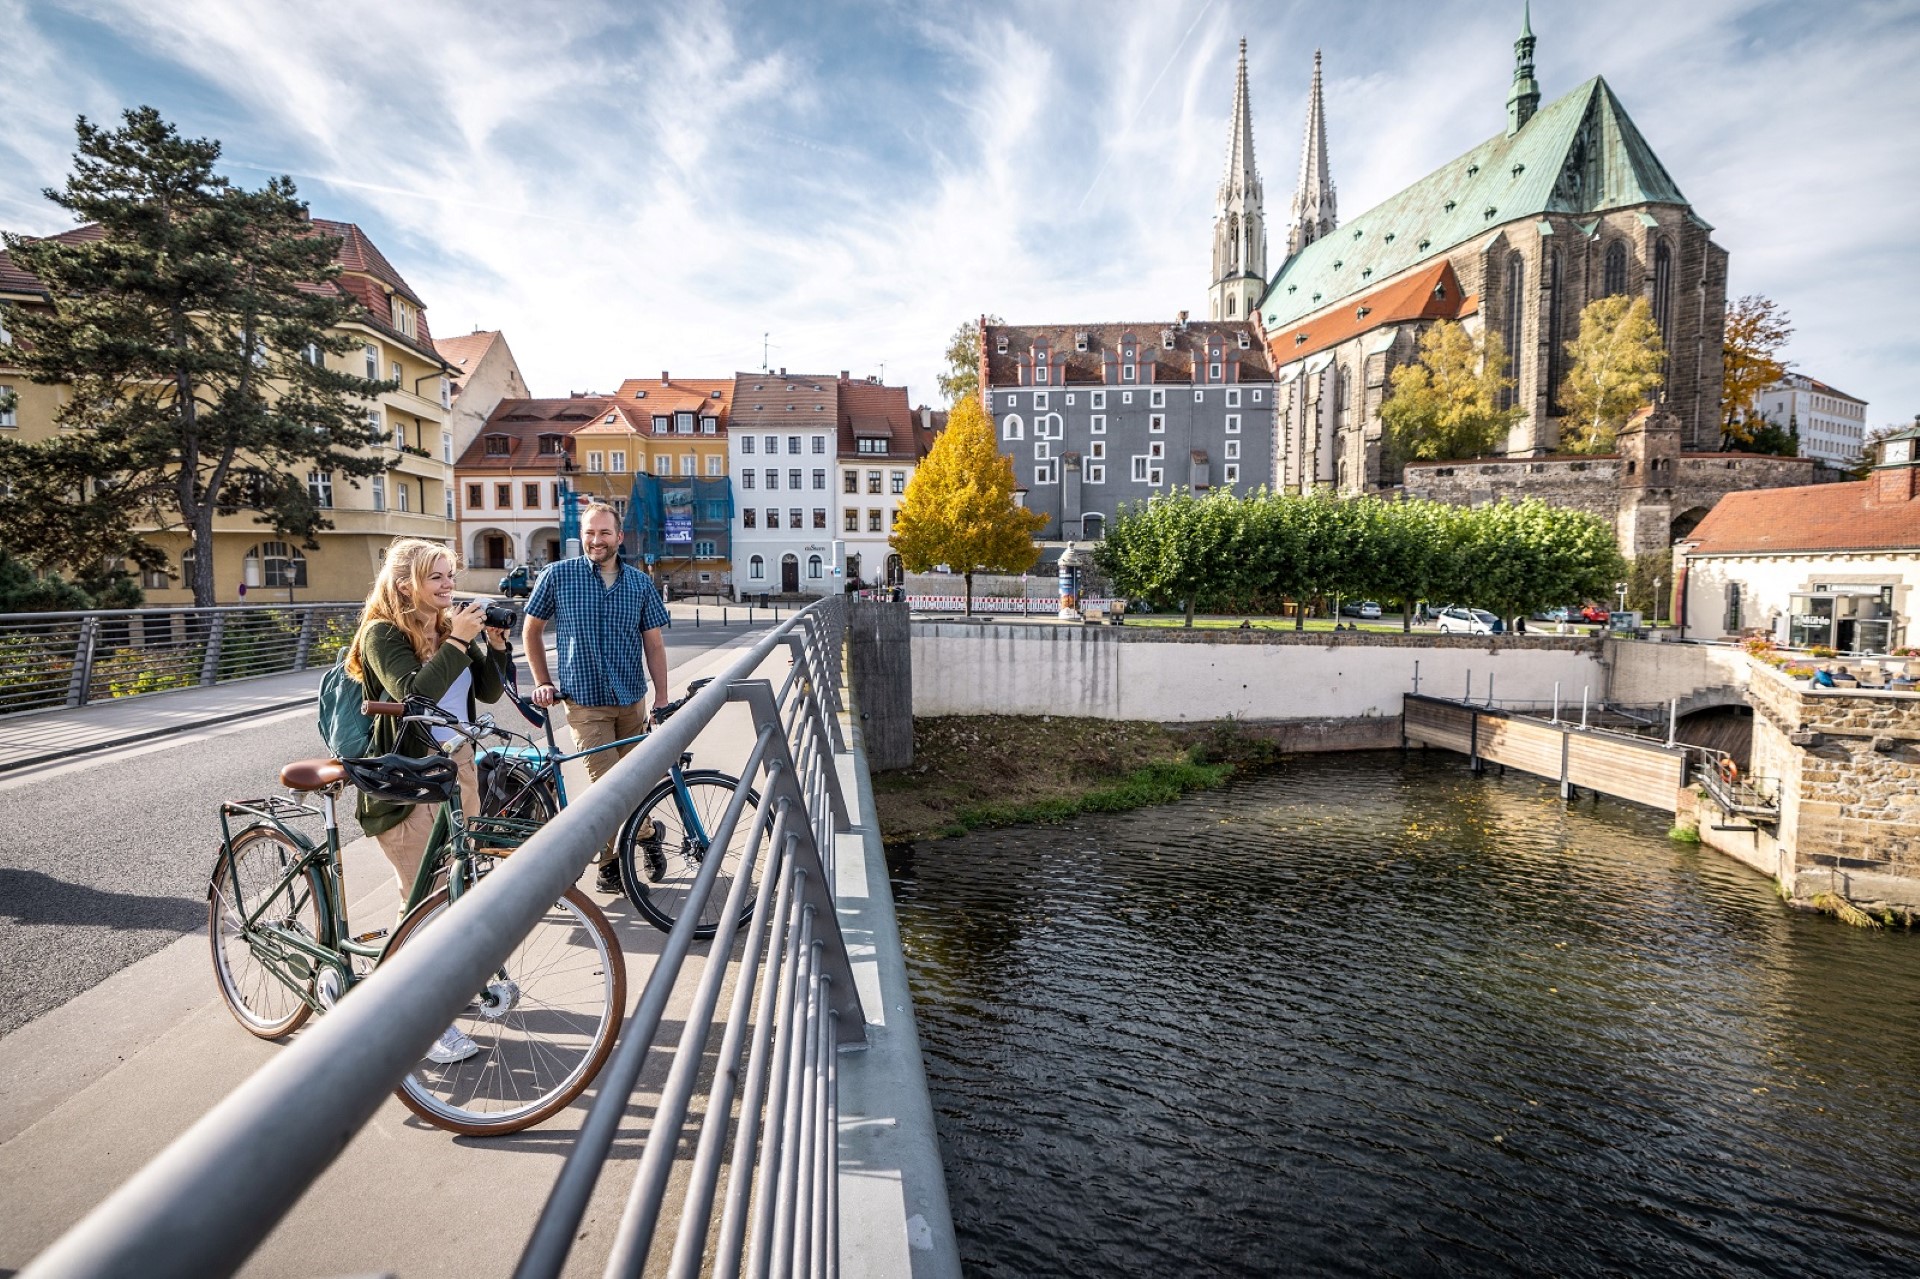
[
  {"xmin": 890, "ymin": 395, "xmax": 1045, "ymax": 613},
  {"xmin": 0, "ymin": 107, "xmax": 392, "ymax": 605},
  {"xmin": 1559, "ymin": 295, "xmax": 1666, "ymax": 454}
]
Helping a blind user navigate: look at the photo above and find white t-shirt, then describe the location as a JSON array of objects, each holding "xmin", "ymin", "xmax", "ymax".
[{"xmin": 433, "ymin": 668, "xmax": 473, "ymax": 745}]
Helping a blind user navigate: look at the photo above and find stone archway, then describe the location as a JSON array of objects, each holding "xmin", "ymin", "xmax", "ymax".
[{"xmin": 1671, "ymin": 506, "xmax": 1712, "ymax": 544}]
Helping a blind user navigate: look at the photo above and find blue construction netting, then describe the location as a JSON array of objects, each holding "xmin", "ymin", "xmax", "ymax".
[{"xmin": 624, "ymin": 473, "xmax": 735, "ymax": 562}]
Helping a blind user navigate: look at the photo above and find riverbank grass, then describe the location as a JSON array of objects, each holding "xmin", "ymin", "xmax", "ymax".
[{"xmin": 871, "ymin": 715, "xmax": 1267, "ymax": 843}]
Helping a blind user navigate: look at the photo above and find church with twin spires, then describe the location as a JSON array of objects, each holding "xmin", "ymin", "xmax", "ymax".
[{"xmin": 1213, "ymin": 11, "xmax": 1732, "ymax": 496}]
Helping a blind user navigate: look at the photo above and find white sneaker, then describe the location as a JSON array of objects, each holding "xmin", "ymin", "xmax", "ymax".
[{"xmin": 426, "ymin": 1025, "xmax": 479, "ymax": 1064}]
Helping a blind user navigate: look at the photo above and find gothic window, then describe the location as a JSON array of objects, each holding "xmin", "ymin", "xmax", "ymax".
[
  {"xmin": 1603, "ymin": 240, "xmax": 1627, "ymax": 297},
  {"xmin": 1652, "ymin": 238, "xmax": 1675, "ymax": 348},
  {"xmin": 1500, "ymin": 251, "xmax": 1525, "ymax": 412},
  {"xmin": 1226, "ymin": 294, "xmax": 1237, "ymax": 318},
  {"xmin": 1546, "ymin": 250, "xmax": 1565, "ymax": 411}
]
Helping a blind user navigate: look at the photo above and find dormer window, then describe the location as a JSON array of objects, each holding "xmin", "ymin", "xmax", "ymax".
[
  {"xmin": 484, "ymin": 434, "xmax": 511, "ymax": 456},
  {"xmin": 995, "ymin": 336, "xmax": 1009, "ymax": 354},
  {"xmin": 1075, "ymin": 332, "xmax": 1089, "ymax": 351},
  {"xmin": 652, "ymin": 415, "xmax": 669, "ymax": 433},
  {"xmin": 1237, "ymin": 332, "xmax": 1250, "ymax": 349},
  {"xmin": 537, "ymin": 433, "xmax": 565, "ymax": 455}
]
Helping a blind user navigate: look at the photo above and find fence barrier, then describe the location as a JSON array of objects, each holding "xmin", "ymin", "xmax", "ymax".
[
  {"xmin": 0, "ymin": 604, "xmax": 363, "ymax": 718},
  {"xmin": 24, "ymin": 597, "xmax": 866, "ymax": 1278}
]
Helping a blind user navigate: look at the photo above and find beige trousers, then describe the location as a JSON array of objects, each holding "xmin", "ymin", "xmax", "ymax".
[
  {"xmin": 565, "ymin": 702, "xmax": 650, "ymax": 863},
  {"xmin": 373, "ymin": 743, "xmax": 480, "ymax": 905}
]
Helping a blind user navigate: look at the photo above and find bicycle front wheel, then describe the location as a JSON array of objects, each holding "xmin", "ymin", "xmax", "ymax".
[
  {"xmin": 386, "ymin": 885, "xmax": 625, "ymax": 1136},
  {"xmin": 208, "ymin": 827, "xmax": 322, "ymax": 1039},
  {"xmin": 616, "ymin": 770, "xmax": 761, "ymax": 939}
]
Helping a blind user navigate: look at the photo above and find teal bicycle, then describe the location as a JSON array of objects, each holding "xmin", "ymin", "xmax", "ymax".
[
  {"xmin": 476, "ymin": 677, "xmax": 761, "ymax": 940},
  {"xmin": 206, "ymin": 697, "xmax": 626, "ymax": 1135}
]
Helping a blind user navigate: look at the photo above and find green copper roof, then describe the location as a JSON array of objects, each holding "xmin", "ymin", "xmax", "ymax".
[{"xmin": 1260, "ymin": 76, "xmax": 1691, "ymax": 332}]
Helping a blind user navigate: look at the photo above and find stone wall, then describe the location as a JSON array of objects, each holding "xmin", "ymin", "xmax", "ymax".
[{"xmin": 1701, "ymin": 658, "xmax": 1920, "ymax": 912}]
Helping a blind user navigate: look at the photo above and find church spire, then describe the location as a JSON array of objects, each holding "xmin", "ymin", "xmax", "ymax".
[
  {"xmin": 1209, "ymin": 38, "xmax": 1267, "ymax": 323},
  {"xmin": 1286, "ymin": 49, "xmax": 1336, "ymax": 259},
  {"xmin": 1506, "ymin": 2, "xmax": 1541, "ymax": 134}
]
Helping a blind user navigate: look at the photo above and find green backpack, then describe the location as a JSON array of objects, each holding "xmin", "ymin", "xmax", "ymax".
[{"xmin": 317, "ymin": 648, "xmax": 376, "ymax": 760}]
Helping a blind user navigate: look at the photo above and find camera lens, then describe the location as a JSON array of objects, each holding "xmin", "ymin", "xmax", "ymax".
[{"xmin": 483, "ymin": 601, "xmax": 518, "ymax": 629}]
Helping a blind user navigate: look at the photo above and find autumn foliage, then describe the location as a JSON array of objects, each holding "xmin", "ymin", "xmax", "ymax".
[{"xmin": 890, "ymin": 395, "xmax": 1045, "ymax": 613}]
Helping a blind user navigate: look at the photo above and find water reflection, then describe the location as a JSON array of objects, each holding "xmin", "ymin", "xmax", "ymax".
[{"xmin": 888, "ymin": 752, "xmax": 1920, "ymax": 1277}]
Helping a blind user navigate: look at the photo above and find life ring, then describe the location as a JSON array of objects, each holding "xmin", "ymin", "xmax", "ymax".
[{"xmin": 1718, "ymin": 757, "xmax": 1740, "ymax": 787}]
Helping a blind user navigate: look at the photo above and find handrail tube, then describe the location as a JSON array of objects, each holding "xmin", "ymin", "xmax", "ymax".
[
  {"xmin": 745, "ymin": 878, "xmax": 812, "ymax": 1279},
  {"xmin": 513, "ymin": 723, "xmax": 779, "ymax": 1279},
  {"xmin": 711, "ymin": 851, "xmax": 802, "ymax": 1278},
  {"xmin": 772, "ymin": 933, "xmax": 825, "ymax": 1278},
  {"xmin": 813, "ymin": 996, "xmax": 835, "ymax": 1279},
  {"xmin": 601, "ymin": 806, "xmax": 790, "ymax": 1276},
  {"xmin": 668, "ymin": 827, "xmax": 794, "ymax": 1277},
  {"xmin": 28, "ymin": 606, "xmax": 827, "ymax": 1279}
]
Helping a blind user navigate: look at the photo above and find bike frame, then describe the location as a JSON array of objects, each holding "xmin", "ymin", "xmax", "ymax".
[
  {"xmin": 213, "ymin": 751, "xmax": 489, "ymax": 1018},
  {"xmin": 481, "ymin": 694, "xmax": 705, "ymax": 840}
]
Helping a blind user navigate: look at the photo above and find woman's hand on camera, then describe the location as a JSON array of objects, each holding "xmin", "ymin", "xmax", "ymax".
[{"xmin": 447, "ymin": 599, "xmax": 488, "ymax": 643}]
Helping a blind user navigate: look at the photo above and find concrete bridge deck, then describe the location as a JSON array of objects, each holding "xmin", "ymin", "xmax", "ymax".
[{"xmin": 0, "ymin": 624, "xmax": 955, "ymax": 1277}]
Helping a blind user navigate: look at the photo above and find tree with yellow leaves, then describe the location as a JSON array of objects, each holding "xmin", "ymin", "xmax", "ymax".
[
  {"xmin": 1720, "ymin": 294, "xmax": 1792, "ymax": 447},
  {"xmin": 1379, "ymin": 319, "xmax": 1524, "ymax": 461},
  {"xmin": 1560, "ymin": 295, "xmax": 1665, "ymax": 453},
  {"xmin": 891, "ymin": 395, "xmax": 1046, "ymax": 614}
]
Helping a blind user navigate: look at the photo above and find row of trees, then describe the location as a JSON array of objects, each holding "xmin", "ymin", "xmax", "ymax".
[{"xmin": 1097, "ymin": 488, "xmax": 1624, "ymax": 629}]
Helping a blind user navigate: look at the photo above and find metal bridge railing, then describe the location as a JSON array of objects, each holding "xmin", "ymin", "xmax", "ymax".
[
  {"xmin": 24, "ymin": 597, "xmax": 866, "ymax": 1279},
  {"xmin": 0, "ymin": 604, "xmax": 362, "ymax": 717}
]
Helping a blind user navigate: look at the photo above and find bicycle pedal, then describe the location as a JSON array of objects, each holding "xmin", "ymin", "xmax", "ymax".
[{"xmin": 352, "ymin": 928, "xmax": 390, "ymax": 943}]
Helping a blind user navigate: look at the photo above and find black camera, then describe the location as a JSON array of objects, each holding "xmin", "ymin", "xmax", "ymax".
[{"xmin": 483, "ymin": 599, "xmax": 519, "ymax": 630}]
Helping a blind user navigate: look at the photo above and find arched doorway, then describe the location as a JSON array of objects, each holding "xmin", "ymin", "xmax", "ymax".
[
  {"xmin": 1671, "ymin": 506, "xmax": 1712, "ymax": 544},
  {"xmin": 847, "ymin": 553, "xmax": 862, "ymax": 586},
  {"xmin": 885, "ymin": 553, "xmax": 903, "ymax": 587},
  {"xmin": 1081, "ymin": 513, "xmax": 1106, "ymax": 540},
  {"xmin": 781, "ymin": 553, "xmax": 799, "ymax": 593}
]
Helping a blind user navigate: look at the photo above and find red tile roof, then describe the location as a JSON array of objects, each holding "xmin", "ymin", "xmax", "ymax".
[
  {"xmin": 456, "ymin": 397, "xmax": 608, "ymax": 471},
  {"xmin": 729, "ymin": 372, "xmax": 838, "ymax": 430},
  {"xmin": 1684, "ymin": 477, "xmax": 1920, "ymax": 555},
  {"xmin": 1264, "ymin": 260, "xmax": 1476, "ymax": 367},
  {"xmin": 611, "ymin": 376, "xmax": 735, "ymax": 435},
  {"xmin": 836, "ymin": 378, "xmax": 919, "ymax": 460},
  {"xmin": 434, "ymin": 330, "xmax": 500, "ymax": 384},
  {"xmin": 984, "ymin": 320, "xmax": 1272, "ymax": 385}
]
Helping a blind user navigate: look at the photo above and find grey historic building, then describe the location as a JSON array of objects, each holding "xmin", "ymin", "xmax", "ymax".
[
  {"xmin": 1260, "ymin": 12, "xmax": 1730, "ymax": 492},
  {"xmin": 984, "ymin": 41, "xmax": 1278, "ymax": 541},
  {"xmin": 981, "ymin": 320, "xmax": 1276, "ymax": 540}
]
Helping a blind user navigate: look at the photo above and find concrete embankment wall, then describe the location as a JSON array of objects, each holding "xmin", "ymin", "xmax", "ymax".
[
  {"xmin": 1603, "ymin": 640, "xmax": 1752, "ymax": 712},
  {"xmin": 911, "ymin": 622, "xmax": 1607, "ymax": 743}
]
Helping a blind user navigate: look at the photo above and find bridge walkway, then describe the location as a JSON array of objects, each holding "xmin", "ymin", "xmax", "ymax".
[{"xmin": 1402, "ymin": 693, "xmax": 1691, "ymax": 810}]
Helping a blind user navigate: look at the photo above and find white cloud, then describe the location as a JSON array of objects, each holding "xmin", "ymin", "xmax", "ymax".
[{"xmin": 5, "ymin": 0, "xmax": 1917, "ymax": 422}]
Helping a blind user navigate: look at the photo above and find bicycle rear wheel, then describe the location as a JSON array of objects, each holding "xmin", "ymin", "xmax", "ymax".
[
  {"xmin": 207, "ymin": 827, "xmax": 321, "ymax": 1039},
  {"xmin": 480, "ymin": 759, "xmax": 558, "ymax": 824},
  {"xmin": 386, "ymin": 884, "xmax": 625, "ymax": 1135},
  {"xmin": 616, "ymin": 770, "xmax": 761, "ymax": 940}
]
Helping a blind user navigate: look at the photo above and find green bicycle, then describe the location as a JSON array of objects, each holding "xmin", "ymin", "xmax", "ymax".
[{"xmin": 205, "ymin": 697, "xmax": 627, "ymax": 1136}]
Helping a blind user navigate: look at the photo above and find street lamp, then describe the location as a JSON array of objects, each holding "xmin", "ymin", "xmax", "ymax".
[
  {"xmin": 1614, "ymin": 580, "xmax": 1629, "ymax": 615},
  {"xmin": 1652, "ymin": 576, "xmax": 1663, "ymax": 626}
]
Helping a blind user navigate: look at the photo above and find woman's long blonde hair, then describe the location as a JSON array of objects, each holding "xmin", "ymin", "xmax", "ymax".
[{"xmin": 345, "ymin": 539, "xmax": 456, "ymax": 682}]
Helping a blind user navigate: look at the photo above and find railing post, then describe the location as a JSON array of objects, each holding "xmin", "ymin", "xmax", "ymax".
[
  {"xmin": 293, "ymin": 607, "xmax": 317, "ymax": 670},
  {"xmin": 1486, "ymin": 673, "xmax": 1495, "ymax": 707},
  {"xmin": 66, "ymin": 616, "xmax": 101, "ymax": 708},
  {"xmin": 1581, "ymin": 686, "xmax": 1590, "ymax": 730},
  {"xmin": 1464, "ymin": 671, "xmax": 1472, "ymax": 703},
  {"xmin": 1667, "ymin": 698, "xmax": 1678, "ymax": 748},
  {"xmin": 198, "ymin": 611, "xmax": 226, "ymax": 687},
  {"xmin": 1411, "ymin": 659, "xmax": 1420, "ymax": 695},
  {"xmin": 1552, "ymin": 682, "xmax": 1561, "ymax": 725}
]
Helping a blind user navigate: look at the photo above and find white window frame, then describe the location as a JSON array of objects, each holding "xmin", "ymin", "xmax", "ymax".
[
  {"xmin": 1150, "ymin": 414, "xmax": 1165, "ymax": 433},
  {"xmin": 587, "ymin": 450, "xmax": 604, "ymax": 472},
  {"xmin": 1132, "ymin": 456, "xmax": 1150, "ymax": 482},
  {"xmin": 1034, "ymin": 460, "xmax": 1058, "ymax": 484},
  {"xmin": 1224, "ymin": 464, "xmax": 1240, "ymax": 484},
  {"xmin": 749, "ymin": 555, "xmax": 765, "ymax": 579},
  {"xmin": 1002, "ymin": 414, "xmax": 1025, "ymax": 441},
  {"xmin": 610, "ymin": 450, "xmax": 627, "ymax": 473},
  {"xmin": 1090, "ymin": 441, "xmax": 1105, "ymax": 460},
  {"xmin": 1091, "ymin": 391, "xmax": 1106, "ymax": 409},
  {"xmin": 741, "ymin": 435, "xmax": 755, "ymax": 454},
  {"xmin": 1034, "ymin": 392, "xmax": 1049, "ymax": 410},
  {"xmin": 1194, "ymin": 390, "xmax": 1204, "ymax": 402},
  {"xmin": 1091, "ymin": 414, "xmax": 1106, "ymax": 434},
  {"xmin": 1122, "ymin": 391, "xmax": 1134, "ymax": 405},
  {"xmin": 1252, "ymin": 390, "xmax": 1264, "ymax": 402},
  {"xmin": 371, "ymin": 474, "xmax": 386, "ymax": 511},
  {"xmin": 1086, "ymin": 464, "xmax": 1105, "ymax": 484},
  {"xmin": 1005, "ymin": 394, "xmax": 1019, "ymax": 407},
  {"xmin": 1149, "ymin": 466, "xmax": 1163, "ymax": 485},
  {"xmin": 1150, "ymin": 389, "xmax": 1164, "ymax": 407},
  {"xmin": 1209, "ymin": 363, "xmax": 1223, "ymax": 380},
  {"xmin": 1066, "ymin": 393, "xmax": 1076, "ymax": 406},
  {"xmin": 1226, "ymin": 414, "xmax": 1242, "ymax": 434},
  {"xmin": 1226, "ymin": 389, "xmax": 1241, "ymax": 407},
  {"xmin": 1035, "ymin": 441, "xmax": 1051, "ymax": 460},
  {"xmin": 1225, "ymin": 439, "xmax": 1241, "ymax": 459}
]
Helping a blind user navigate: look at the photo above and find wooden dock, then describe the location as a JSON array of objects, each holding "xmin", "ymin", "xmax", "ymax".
[{"xmin": 1403, "ymin": 694, "xmax": 1688, "ymax": 811}]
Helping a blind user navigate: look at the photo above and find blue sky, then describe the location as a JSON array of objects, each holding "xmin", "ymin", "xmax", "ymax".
[{"xmin": 5, "ymin": 0, "xmax": 1917, "ymax": 429}]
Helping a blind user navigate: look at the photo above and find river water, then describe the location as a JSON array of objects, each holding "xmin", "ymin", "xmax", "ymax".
[{"xmin": 886, "ymin": 752, "xmax": 1920, "ymax": 1277}]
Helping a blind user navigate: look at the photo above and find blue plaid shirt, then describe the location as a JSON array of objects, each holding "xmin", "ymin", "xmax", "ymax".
[{"xmin": 524, "ymin": 557, "xmax": 670, "ymax": 708}]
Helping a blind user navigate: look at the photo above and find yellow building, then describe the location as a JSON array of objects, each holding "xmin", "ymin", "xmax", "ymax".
[{"xmin": 0, "ymin": 219, "xmax": 457, "ymax": 604}]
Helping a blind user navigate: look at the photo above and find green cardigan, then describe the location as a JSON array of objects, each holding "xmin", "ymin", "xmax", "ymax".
[{"xmin": 354, "ymin": 620, "xmax": 513, "ymax": 838}]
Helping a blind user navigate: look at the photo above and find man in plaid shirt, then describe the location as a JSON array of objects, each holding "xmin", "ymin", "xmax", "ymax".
[{"xmin": 523, "ymin": 502, "xmax": 671, "ymax": 891}]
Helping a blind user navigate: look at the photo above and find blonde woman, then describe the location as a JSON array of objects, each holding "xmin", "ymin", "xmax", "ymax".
[{"xmin": 345, "ymin": 538, "xmax": 513, "ymax": 905}]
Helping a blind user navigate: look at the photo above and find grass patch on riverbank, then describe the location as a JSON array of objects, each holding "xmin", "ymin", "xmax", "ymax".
[{"xmin": 871, "ymin": 714, "xmax": 1275, "ymax": 843}]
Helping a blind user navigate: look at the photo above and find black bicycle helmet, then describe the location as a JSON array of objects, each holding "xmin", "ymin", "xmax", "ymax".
[{"xmin": 339, "ymin": 753, "xmax": 461, "ymax": 805}]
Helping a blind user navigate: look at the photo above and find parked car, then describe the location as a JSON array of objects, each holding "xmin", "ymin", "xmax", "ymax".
[
  {"xmin": 1578, "ymin": 602, "xmax": 1611, "ymax": 625},
  {"xmin": 498, "ymin": 565, "xmax": 534, "ymax": 599},
  {"xmin": 1435, "ymin": 606, "xmax": 1505, "ymax": 635},
  {"xmin": 1340, "ymin": 600, "xmax": 1383, "ymax": 619},
  {"xmin": 1534, "ymin": 605, "xmax": 1575, "ymax": 623}
]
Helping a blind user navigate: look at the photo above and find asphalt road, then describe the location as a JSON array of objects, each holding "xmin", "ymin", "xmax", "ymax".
[{"xmin": 0, "ymin": 620, "xmax": 760, "ymax": 1037}]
